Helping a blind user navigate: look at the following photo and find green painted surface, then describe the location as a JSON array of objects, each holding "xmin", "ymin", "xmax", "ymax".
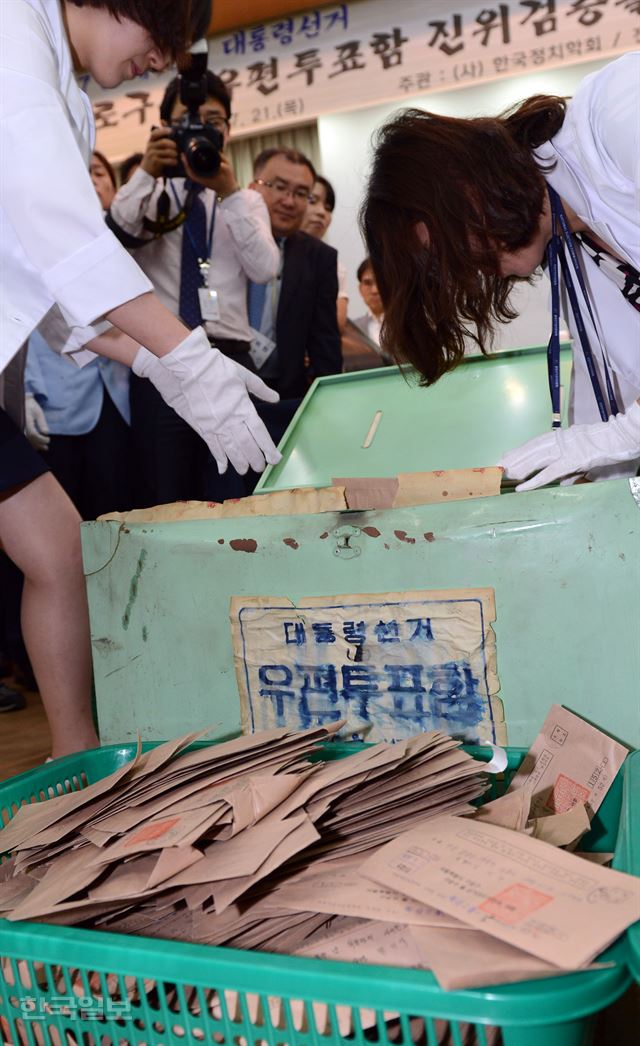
[
  {"xmin": 256, "ymin": 345, "xmax": 573, "ymax": 492},
  {"xmin": 82, "ymin": 478, "xmax": 640, "ymax": 749}
]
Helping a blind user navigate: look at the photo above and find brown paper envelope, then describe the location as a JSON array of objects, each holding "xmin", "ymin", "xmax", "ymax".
[
  {"xmin": 351, "ymin": 748, "xmax": 481, "ymax": 803},
  {"xmin": 212, "ymin": 814, "xmax": 320, "ymax": 913},
  {"xmin": 159, "ymin": 810, "xmax": 311, "ymax": 890},
  {"xmin": 529, "ymin": 803, "xmax": 591, "ymax": 849},
  {"xmin": 146, "ymin": 845, "xmax": 204, "ymax": 890},
  {"xmin": 78, "ymin": 825, "xmax": 116, "ymax": 847},
  {"xmin": 226, "ymin": 910, "xmax": 327, "ymax": 952},
  {"xmin": 292, "ymin": 737, "xmax": 463, "ymax": 824},
  {"xmin": 274, "ymin": 866, "xmax": 468, "ymax": 929},
  {"xmin": 167, "ymin": 723, "xmax": 337, "ymax": 775},
  {"xmin": 127, "ymin": 726, "xmax": 215, "ymax": 781},
  {"xmin": 0, "ymin": 874, "xmax": 38, "ymax": 912},
  {"xmin": 507, "ymin": 704, "xmax": 628, "ymax": 817},
  {"xmin": 7, "ymin": 845, "xmax": 106, "ymax": 920},
  {"xmin": 21, "ymin": 737, "xmax": 225, "ymax": 854},
  {"xmin": 0, "ymin": 739, "xmax": 142, "ymax": 852},
  {"xmin": 303, "ymin": 799, "xmax": 480, "ymax": 863},
  {"xmin": 324, "ymin": 774, "xmax": 485, "ymax": 828},
  {"xmin": 87, "ymin": 854, "xmax": 159, "ymax": 902},
  {"xmin": 329, "ymin": 766, "xmax": 486, "ymax": 813},
  {"xmin": 325, "ymin": 779, "xmax": 487, "ymax": 832},
  {"xmin": 296, "ymin": 918, "xmax": 428, "ymax": 968},
  {"xmin": 409, "ymin": 925, "xmax": 564, "ymax": 989},
  {"xmin": 241, "ymin": 913, "xmax": 337, "ymax": 955},
  {"xmin": 88, "ymin": 807, "xmax": 224, "ymax": 864},
  {"xmin": 362, "ymin": 814, "xmax": 640, "ymax": 969},
  {"xmin": 88, "ymin": 762, "xmax": 273, "ymax": 831},
  {"xmin": 30, "ymin": 899, "xmax": 135, "ymax": 926},
  {"xmin": 472, "ymin": 789, "xmax": 531, "ymax": 832}
]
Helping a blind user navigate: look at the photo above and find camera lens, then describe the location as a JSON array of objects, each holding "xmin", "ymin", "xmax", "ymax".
[{"xmin": 184, "ymin": 135, "xmax": 221, "ymax": 177}]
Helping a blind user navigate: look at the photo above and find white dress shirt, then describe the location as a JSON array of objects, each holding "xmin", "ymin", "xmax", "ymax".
[
  {"xmin": 110, "ymin": 169, "xmax": 280, "ymax": 342},
  {"xmin": 0, "ymin": 0, "xmax": 152, "ymax": 374},
  {"xmin": 534, "ymin": 54, "xmax": 639, "ymax": 474}
]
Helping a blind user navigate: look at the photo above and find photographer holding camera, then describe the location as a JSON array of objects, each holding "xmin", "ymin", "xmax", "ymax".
[{"xmin": 109, "ymin": 62, "xmax": 280, "ymax": 505}]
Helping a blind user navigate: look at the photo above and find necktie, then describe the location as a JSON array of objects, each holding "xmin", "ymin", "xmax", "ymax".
[
  {"xmin": 247, "ymin": 238, "xmax": 285, "ymax": 335},
  {"xmin": 179, "ymin": 181, "xmax": 208, "ymax": 329},
  {"xmin": 247, "ymin": 279, "xmax": 268, "ymax": 333}
]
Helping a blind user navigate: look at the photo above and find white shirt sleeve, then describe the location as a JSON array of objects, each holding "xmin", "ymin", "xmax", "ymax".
[
  {"xmin": 586, "ymin": 51, "xmax": 639, "ymax": 191},
  {"xmin": 337, "ymin": 259, "xmax": 349, "ymax": 300},
  {"xmin": 109, "ymin": 166, "xmax": 160, "ymax": 237},
  {"xmin": 0, "ymin": 69, "xmax": 152, "ymax": 330},
  {"xmin": 220, "ymin": 189, "xmax": 280, "ymax": 283}
]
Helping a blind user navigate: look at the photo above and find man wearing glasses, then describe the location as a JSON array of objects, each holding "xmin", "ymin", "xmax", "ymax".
[
  {"xmin": 109, "ymin": 72, "xmax": 279, "ymax": 505},
  {"xmin": 248, "ymin": 148, "xmax": 342, "ymax": 412}
]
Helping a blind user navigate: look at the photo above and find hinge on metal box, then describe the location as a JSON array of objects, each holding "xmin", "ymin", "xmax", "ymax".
[{"xmin": 333, "ymin": 525, "xmax": 361, "ymax": 559}]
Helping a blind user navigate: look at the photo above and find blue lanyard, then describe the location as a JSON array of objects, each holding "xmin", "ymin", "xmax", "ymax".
[
  {"xmin": 170, "ymin": 180, "xmax": 216, "ymax": 283},
  {"xmin": 546, "ymin": 185, "xmax": 619, "ymax": 426}
]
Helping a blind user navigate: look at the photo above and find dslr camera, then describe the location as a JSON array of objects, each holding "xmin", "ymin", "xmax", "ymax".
[{"xmin": 164, "ymin": 49, "xmax": 223, "ymax": 180}]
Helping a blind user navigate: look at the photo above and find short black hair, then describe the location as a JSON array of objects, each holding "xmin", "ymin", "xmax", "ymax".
[
  {"xmin": 315, "ymin": 175, "xmax": 335, "ymax": 211},
  {"xmin": 357, "ymin": 257, "xmax": 373, "ymax": 282},
  {"xmin": 69, "ymin": 1, "xmax": 203, "ymax": 60},
  {"xmin": 160, "ymin": 69, "xmax": 232, "ymax": 122},
  {"xmin": 119, "ymin": 152, "xmax": 144, "ymax": 184},
  {"xmin": 253, "ymin": 147, "xmax": 316, "ymax": 183}
]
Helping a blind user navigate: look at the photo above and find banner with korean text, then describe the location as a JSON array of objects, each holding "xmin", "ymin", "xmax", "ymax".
[{"xmin": 84, "ymin": 0, "xmax": 638, "ymax": 157}]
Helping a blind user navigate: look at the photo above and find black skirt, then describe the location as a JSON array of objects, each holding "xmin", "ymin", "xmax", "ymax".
[{"xmin": 0, "ymin": 405, "xmax": 49, "ymax": 495}]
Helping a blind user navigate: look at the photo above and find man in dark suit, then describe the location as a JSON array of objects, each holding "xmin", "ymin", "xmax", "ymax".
[{"xmin": 248, "ymin": 149, "xmax": 342, "ymax": 437}]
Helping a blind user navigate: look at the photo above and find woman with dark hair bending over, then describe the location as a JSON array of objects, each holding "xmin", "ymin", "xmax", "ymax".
[{"xmin": 361, "ymin": 52, "xmax": 639, "ymax": 490}]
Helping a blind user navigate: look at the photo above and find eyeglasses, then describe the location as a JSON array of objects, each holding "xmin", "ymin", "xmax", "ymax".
[
  {"xmin": 171, "ymin": 116, "xmax": 229, "ymax": 132},
  {"xmin": 255, "ymin": 178, "xmax": 316, "ymax": 204},
  {"xmin": 202, "ymin": 115, "xmax": 230, "ymax": 131}
]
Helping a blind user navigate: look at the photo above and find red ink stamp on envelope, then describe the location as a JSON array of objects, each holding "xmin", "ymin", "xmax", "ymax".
[
  {"xmin": 479, "ymin": 883, "xmax": 553, "ymax": 925},
  {"xmin": 544, "ymin": 773, "xmax": 590, "ymax": 814},
  {"xmin": 126, "ymin": 817, "xmax": 180, "ymax": 845}
]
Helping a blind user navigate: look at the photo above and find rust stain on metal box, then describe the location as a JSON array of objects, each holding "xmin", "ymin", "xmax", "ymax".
[{"xmin": 230, "ymin": 538, "xmax": 258, "ymax": 553}]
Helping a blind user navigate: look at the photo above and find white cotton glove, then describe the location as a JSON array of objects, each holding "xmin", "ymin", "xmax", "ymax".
[
  {"xmin": 24, "ymin": 394, "xmax": 50, "ymax": 451},
  {"xmin": 499, "ymin": 400, "xmax": 640, "ymax": 491},
  {"xmin": 132, "ymin": 326, "xmax": 282, "ymax": 475}
]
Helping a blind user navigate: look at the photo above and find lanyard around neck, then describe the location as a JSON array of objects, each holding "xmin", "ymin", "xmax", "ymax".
[
  {"xmin": 170, "ymin": 181, "xmax": 217, "ymax": 282},
  {"xmin": 546, "ymin": 184, "xmax": 619, "ymax": 426}
]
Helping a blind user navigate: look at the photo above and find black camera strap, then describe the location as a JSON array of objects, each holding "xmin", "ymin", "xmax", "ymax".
[{"xmin": 106, "ymin": 180, "xmax": 192, "ymax": 249}]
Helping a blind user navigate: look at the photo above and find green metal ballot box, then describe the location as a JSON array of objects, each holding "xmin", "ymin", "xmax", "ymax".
[
  {"xmin": 82, "ymin": 478, "xmax": 640, "ymax": 750},
  {"xmin": 256, "ymin": 345, "xmax": 573, "ymax": 492}
]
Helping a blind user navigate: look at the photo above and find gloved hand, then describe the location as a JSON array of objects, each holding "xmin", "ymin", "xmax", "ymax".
[
  {"xmin": 132, "ymin": 327, "xmax": 282, "ymax": 475},
  {"xmin": 499, "ymin": 400, "xmax": 640, "ymax": 491},
  {"xmin": 24, "ymin": 394, "xmax": 50, "ymax": 451}
]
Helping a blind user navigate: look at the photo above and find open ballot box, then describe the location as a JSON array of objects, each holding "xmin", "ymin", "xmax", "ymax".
[
  {"xmin": 255, "ymin": 345, "xmax": 573, "ymax": 493},
  {"xmin": 83, "ymin": 477, "xmax": 640, "ymax": 750}
]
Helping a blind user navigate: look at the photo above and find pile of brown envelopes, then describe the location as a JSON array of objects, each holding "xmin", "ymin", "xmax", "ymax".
[
  {"xmin": 0, "ymin": 723, "xmax": 487, "ymax": 945},
  {"xmin": 1, "ymin": 705, "xmax": 637, "ymax": 1022}
]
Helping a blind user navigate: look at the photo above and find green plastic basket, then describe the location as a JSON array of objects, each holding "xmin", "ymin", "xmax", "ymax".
[
  {"xmin": 615, "ymin": 750, "xmax": 640, "ymax": 984},
  {"xmin": 0, "ymin": 743, "xmax": 633, "ymax": 1046}
]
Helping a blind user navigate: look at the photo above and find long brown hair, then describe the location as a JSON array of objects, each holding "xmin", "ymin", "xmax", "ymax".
[{"xmin": 360, "ymin": 95, "xmax": 567, "ymax": 385}]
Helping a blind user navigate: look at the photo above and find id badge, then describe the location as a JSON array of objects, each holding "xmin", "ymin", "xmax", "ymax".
[
  {"xmin": 249, "ymin": 326, "xmax": 276, "ymax": 370},
  {"xmin": 198, "ymin": 287, "xmax": 221, "ymax": 322}
]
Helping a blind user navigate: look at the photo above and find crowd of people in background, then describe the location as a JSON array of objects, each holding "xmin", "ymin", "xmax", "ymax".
[{"xmin": 24, "ymin": 70, "xmax": 392, "ymax": 512}]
